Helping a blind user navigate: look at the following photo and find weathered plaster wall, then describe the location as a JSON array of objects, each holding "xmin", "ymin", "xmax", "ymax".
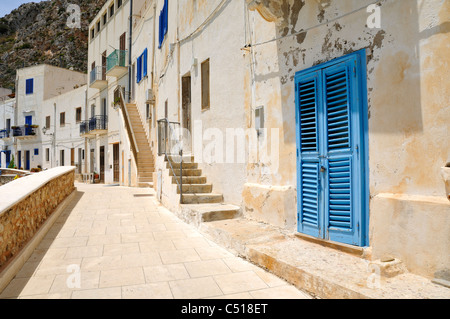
[{"xmin": 246, "ymin": 0, "xmax": 449, "ymax": 277}]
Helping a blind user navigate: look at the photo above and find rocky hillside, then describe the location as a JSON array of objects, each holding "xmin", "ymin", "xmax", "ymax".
[{"xmin": 0, "ymin": 0, "xmax": 108, "ymax": 90}]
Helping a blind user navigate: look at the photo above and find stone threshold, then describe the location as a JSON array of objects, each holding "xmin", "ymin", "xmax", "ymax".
[{"xmin": 197, "ymin": 218, "xmax": 450, "ymax": 299}]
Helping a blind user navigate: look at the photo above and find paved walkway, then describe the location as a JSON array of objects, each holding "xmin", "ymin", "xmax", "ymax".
[{"xmin": 0, "ymin": 183, "xmax": 312, "ymax": 299}]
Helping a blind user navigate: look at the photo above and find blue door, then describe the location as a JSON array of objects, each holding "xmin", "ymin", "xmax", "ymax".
[
  {"xmin": 25, "ymin": 150, "xmax": 30, "ymax": 171},
  {"xmin": 295, "ymin": 50, "xmax": 369, "ymax": 247},
  {"xmin": 18, "ymin": 151, "xmax": 22, "ymax": 170},
  {"xmin": 5, "ymin": 151, "xmax": 11, "ymax": 168},
  {"xmin": 25, "ymin": 116, "xmax": 32, "ymax": 136}
]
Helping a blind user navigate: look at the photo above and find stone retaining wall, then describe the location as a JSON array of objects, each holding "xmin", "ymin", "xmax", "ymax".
[
  {"xmin": 0, "ymin": 176, "xmax": 15, "ymax": 186},
  {"xmin": 0, "ymin": 168, "xmax": 75, "ymax": 269}
]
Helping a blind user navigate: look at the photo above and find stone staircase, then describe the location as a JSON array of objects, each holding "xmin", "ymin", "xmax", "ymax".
[
  {"xmin": 165, "ymin": 155, "xmax": 241, "ymax": 226},
  {"xmin": 126, "ymin": 103, "xmax": 154, "ymax": 187}
]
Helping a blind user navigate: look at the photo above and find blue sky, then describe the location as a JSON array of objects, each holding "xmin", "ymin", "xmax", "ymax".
[{"xmin": 0, "ymin": 0, "xmax": 48, "ymax": 18}]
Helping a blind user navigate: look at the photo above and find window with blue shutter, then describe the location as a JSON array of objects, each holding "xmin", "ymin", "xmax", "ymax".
[
  {"xmin": 26, "ymin": 78, "xmax": 34, "ymax": 95},
  {"xmin": 143, "ymin": 48, "xmax": 148, "ymax": 78},
  {"xmin": 295, "ymin": 50, "xmax": 368, "ymax": 247},
  {"xmin": 137, "ymin": 55, "xmax": 142, "ymax": 83},
  {"xmin": 136, "ymin": 49, "xmax": 148, "ymax": 83},
  {"xmin": 158, "ymin": 0, "xmax": 168, "ymax": 48}
]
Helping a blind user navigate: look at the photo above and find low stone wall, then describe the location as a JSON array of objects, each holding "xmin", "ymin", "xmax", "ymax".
[
  {"xmin": 0, "ymin": 175, "xmax": 15, "ymax": 186},
  {"xmin": 0, "ymin": 167, "xmax": 75, "ymax": 269}
]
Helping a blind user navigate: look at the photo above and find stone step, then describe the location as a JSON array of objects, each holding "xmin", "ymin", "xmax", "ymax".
[
  {"xmin": 167, "ymin": 162, "xmax": 198, "ymax": 169},
  {"xmin": 139, "ymin": 177, "xmax": 153, "ymax": 183},
  {"xmin": 165, "ymin": 155, "xmax": 195, "ymax": 163},
  {"xmin": 138, "ymin": 182, "xmax": 154, "ymax": 188},
  {"xmin": 169, "ymin": 169, "xmax": 202, "ymax": 177},
  {"xmin": 172, "ymin": 176, "xmax": 207, "ymax": 185},
  {"xmin": 181, "ymin": 193, "xmax": 223, "ymax": 204},
  {"xmin": 179, "ymin": 204, "xmax": 241, "ymax": 227},
  {"xmin": 176, "ymin": 184, "xmax": 213, "ymax": 194}
]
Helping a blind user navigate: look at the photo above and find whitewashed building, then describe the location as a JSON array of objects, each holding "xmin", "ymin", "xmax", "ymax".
[
  {"xmin": 0, "ymin": 91, "xmax": 15, "ymax": 169},
  {"xmin": 14, "ymin": 65, "xmax": 86, "ymax": 171}
]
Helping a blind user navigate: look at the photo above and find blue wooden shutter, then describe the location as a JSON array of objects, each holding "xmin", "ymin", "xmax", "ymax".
[
  {"xmin": 26, "ymin": 78, "xmax": 33, "ymax": 95},
  {"xmin": 296, "ymin": 50, "xmax": 368, "ymax": 247},
  {"xmin": 143, "ymin": 49, "xmax": 148, "ymax": 78},
  {"xmin": 296, "ymin": 71, "xmax": 322, "ymax": 238},
  {"xmin": 323, "ymin": 60, "xmax": 359, "ymax": 245},
  {"xmin": 164, "ymin": 0, "xmax": 168, "ymax": 36},
  {"xmin": 137, "ymin": 55, "xmax": 142, "ymax": 83}
]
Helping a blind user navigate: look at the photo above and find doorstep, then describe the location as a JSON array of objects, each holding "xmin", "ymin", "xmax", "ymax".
[{"xmin": 197, "ymin": 218, "xmax": 450, "ymax": 299}]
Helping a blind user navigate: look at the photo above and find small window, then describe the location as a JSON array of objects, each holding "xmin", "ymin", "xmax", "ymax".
[
  {"xmin": 26, "ymin": 78, "xmax": 34, "ymax": 95},
  {"xmin": 91, "ymin": 28, "xmax": 95, "ymax": 39},
  {"xmin": 158, "ymin": 0, "xmax": 168, "ymax": 48},
  {"xmin": 118, "ymin": 0, "xmax": 123, "ymax": 8},
  {"xmin": 76, "ymin": 107, "xmax": 82, "ymax": 123},
  {"xmin": 46, "ymin": 116, "xmax": 51, "ymax": 129},
  {"xmin": 34, "ymin": 148, "xmax": 39, "ymax": 156},
  {"xmin": 60, "ymin": 150, "xmax": 65, "ymax": 166},
  {"xmin": 96, "ymin": 21, "xmax": 101, "ymax": 32},
  {"xmin": 201, "ymin": 59, "xmax": 210, "ymax": 111},
  {"xmin": 110, "ymin": 4, "xmax": 115, "ymax": 17},
  {"xmin": 46, "ymin": 148, "xmax": 50, "ymax": 162},
  {"xmin": 103, "ymin": 13, "xmax": 107, "ymax": 25},
  {"xmin": 136, "ymin": 49, "xmax": 148, "ymax": 83},
  {"xmin": 60, "ymin": 112, "xmax": 66, "ymax": 126},
  {"xmin": 146, "ymin": 104, "xmax": 150, "ymax": 120},
  {"xmin": 255, "ymin": 106, "xmax": 265, "ymax": 136}
]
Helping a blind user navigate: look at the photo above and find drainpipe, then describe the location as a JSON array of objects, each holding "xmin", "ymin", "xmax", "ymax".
[
  {"xmin": 128, "ymin": 0, "xmax": 133, "ymax": 103},
  {"xmin": 84, "ymin": 88, "xmax": 88, "ymax": 174},
  {"xmin": 53, "ymin": 103, "xmax": 56, "ymax": 167}
]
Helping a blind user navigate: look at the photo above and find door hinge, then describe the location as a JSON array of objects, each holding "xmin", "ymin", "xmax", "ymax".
[{"xmin": 357, "ymin": 222, "xmax": 360, "ymax": 233}]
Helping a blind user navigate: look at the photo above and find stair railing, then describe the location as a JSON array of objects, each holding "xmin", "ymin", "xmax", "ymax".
[
  {"xmin": 157, "ymin": 118, "xmax": 183, "ymax": 203},
  {"xmin": 114, "ymin": 86, "xmax": 139, "ymax": 166}
]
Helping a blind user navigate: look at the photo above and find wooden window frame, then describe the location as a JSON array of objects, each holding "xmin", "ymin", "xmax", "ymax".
[{"xmin": 201, "ymin": 59, "xmax": 210, "ymax": 111}]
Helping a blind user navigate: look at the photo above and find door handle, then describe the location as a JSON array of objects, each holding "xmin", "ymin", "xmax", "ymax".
[{"xmin": 320, "ymin": 166, "xmax": 326, "ymax": 173}]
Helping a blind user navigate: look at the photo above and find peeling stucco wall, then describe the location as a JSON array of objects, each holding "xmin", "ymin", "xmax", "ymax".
[{"xmin": 245, "ymin": 0, "xmax": 449, "ymax": 278}]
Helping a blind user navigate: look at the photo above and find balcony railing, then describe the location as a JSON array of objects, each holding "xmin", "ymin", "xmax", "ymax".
[
  {"xmin": 12, "ymin": 125, "xmax": 38, "ymax": 138},
  {"xmin": 80, "ymin": 121, "xmax": 89, "ymax": 136},
  {"xmin": 89, "ymin": 66, "xmax": 108, "ymax": 89},
  {"xmin": 80, "ymin": 116, "xmax": 108, "ymax": 136},
  {"xmin": 89, "ymin": 115, "xmax": 108, "ymax": 132},
  {"xmin": 106, "ymin": 50, "xmax": 128, "ymax": 77},
  {"xmin": 0, "ymin": 129, "xmax": 10, "ymax": 139}
]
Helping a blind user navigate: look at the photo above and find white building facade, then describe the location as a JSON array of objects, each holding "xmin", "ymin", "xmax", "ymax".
[
  {"xmin": 14, "ymin": 65, "xmax": 86, "ymax": 171},
  {"xmin": 0, "ymin": 94, "xmax": 15, "ymax": 169}
]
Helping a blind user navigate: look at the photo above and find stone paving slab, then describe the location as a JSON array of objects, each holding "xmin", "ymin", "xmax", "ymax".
[{"xmin": 0, "ymin": 183, "xmax": 311, "ymax": 300}]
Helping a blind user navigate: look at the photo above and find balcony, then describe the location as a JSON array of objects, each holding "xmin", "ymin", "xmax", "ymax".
[
  {"xmin": 80, "ymin": 121, "xmax": 94, "ymax": 137},
  {"xmin": 80, "ymin": 116, "xmax": 108, "ymax": 137},
  {"xmin": 89, "ymin": 66, "xmax": 108, "ymax": 90},
  {"xmin": 0, "ymin": 129, "xmax": 11, "ymax": 139},
  {"xmin": 106, "ymin": 50, "xmax": 128, "ymax": 78},
  {"xmin": 12, "ymin": 125, "xmax": 38, "ymax": 139}
]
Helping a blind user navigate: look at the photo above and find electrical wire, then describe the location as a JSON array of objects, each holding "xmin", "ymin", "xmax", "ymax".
[{"xmin": 249, "ymin": 0, "xmax": 384, "ymax": 48}]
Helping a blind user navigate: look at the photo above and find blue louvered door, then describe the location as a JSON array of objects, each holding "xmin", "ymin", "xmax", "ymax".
[
  {"xmin": 296, "ymin": 70, "xmax": 323, "ymax": 239},
  {"xmin": 295, "ymin": 51, "xmax": 367, "ymax": 247}
]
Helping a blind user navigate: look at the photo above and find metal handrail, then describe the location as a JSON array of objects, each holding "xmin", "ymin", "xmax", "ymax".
[{"xmin": 157, "ymin": 118, "xmax": 183, "ymax": 203}]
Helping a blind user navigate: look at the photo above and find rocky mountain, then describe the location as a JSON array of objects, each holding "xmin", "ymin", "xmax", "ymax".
[{"xmin": 0, "ymin": 0, "xmax": 108, "ymax": 90}]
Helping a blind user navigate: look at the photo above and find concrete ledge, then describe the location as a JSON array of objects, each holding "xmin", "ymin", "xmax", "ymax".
[
  {"xmin": 200, "ymin": 218, "xmax": 450, "ymax": 299},
  {"xmin": 0, "ymin": 189, "xmax": 77, "ymax": 294},
  {"xmin": 369, "ymin": 193, "xmax": 450, "ymax": 279}
]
